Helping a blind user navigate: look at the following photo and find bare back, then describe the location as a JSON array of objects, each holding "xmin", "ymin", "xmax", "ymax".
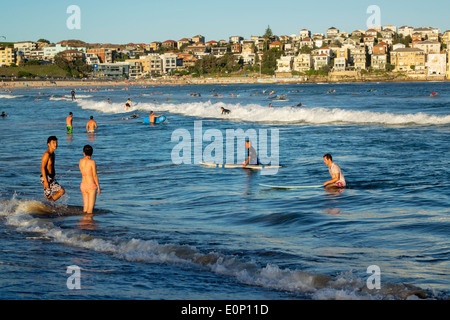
[{"xmin": 79, "ymin": 158, "xmax": 96, "ymax": 184}]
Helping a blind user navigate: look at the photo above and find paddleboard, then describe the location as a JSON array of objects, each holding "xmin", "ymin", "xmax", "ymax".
[
  {"xmin": 200, "ymin": 162, "xmax": 281, "ymax": 170},
  {"xmin": 259, "ymin": 183, "xmax": 322, "ymax": 190},
  {"xmin": 144, "ymin": 115, "xmax": 166, "ymax": 124}
]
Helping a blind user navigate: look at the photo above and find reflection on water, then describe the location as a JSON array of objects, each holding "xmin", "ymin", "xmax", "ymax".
[{"xmin": 78, "ymin": 213, "xmax": 97, "ymax": 230}]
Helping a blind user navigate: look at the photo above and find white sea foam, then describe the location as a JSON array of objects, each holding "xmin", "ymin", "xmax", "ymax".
[
  {"xmin": 0, "ymin": 197, "xmax": 431, "ymax": 300},
  {"xmin": 0, "ymin": 94, "xmax": 23, "ymax": 99},
  {"xmin": 76, "ymin": 99, "xmax": 450, "ymax": 126}
]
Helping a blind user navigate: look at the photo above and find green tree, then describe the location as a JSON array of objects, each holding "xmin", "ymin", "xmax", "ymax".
[
  {"xmin": 263, "ymin": 25, "xmax": 273, "ymax": 39},
  {"xmin": 260, "ymin": 48, "xmax": 281, "ymax": 75},
  {"xmin": 54, "ymin": 52, "xmax": 92, "ymax": 77}
]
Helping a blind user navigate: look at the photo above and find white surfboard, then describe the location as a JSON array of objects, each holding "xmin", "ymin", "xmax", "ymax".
[
  {"xmin": 259, "ymin": 183, "xmax": 322, "ymax": 190},
  {"xmin": 199, "ymin": 162, "xmax": 281, "ymax": 170}
]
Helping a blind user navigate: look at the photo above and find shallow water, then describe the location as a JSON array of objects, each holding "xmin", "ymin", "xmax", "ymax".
[{"xmin": 0, "ymin": 81, "xmax": 449, "ymax": 300}]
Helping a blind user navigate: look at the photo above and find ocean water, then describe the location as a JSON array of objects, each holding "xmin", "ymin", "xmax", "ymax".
[{"xmin": 0, "ymin": 81, "xmax": 449, "ymax": 301}]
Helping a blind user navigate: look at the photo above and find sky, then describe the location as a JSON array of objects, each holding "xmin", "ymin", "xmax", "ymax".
[{"xmin": 1, "ymin": 0, "xmax": 450, "ymax": 44}]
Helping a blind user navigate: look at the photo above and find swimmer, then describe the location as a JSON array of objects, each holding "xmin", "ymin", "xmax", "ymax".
[
  {"xmin": 86, "ymin": 116, "xmax": 97, "ymax": 133},
  {"xmin": 79, "ymin": 145, "xmax": 101, "ymax": 214},
  {"xmin": 40, "ymin": 136, "xmax": 65, "ymax": 201}
]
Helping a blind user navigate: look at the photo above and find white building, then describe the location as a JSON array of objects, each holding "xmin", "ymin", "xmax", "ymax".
[
  {"xmin": 276, "ymin": 56, "xmax": 293, "ymax": 72},
  {"xmin": 161, "ymin": 52, "xmax": 178, "ymax": 74},
  {"xmin": 44, "ymin": 44, "xmax": 86, "ymax": 59},
  {"xmin": 293, "ymin": 54, "xmax": 313, "ymax": 72},
  {"xmin": 426, "ymin": 53, "xmax": 446, "ymax": 76},
  {"xmin": 334, "ymin": 57, "xmax": 347, "ymax": 71},
  {"xmin": 413, "ymin": 41, "xmax": 441, "ymax": 54}
]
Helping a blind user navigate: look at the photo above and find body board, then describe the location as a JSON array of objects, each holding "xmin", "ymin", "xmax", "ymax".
[
  {"xmin": 259, "ymin": 183, "xmax": 322, "ymax": 190},
  {"xmin": 144, "ymin": 115, "xmax": 166, "ymax": 124},
  {"xmin": 200, "ymin": 162, "xmax": 281, "ymax": 170}
]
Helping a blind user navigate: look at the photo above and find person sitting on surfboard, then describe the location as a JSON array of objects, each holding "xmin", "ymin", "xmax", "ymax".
[
  {"xmin": 323, "ymin": 153, "xmax": 346, "ymax": 189},
  {"xmin": 148, "ymin": 111, "xmax": 162, "ymax": 124},
  {"xmin": 243, "ymin": 139, "xmax": 259, "ymax": 167}
]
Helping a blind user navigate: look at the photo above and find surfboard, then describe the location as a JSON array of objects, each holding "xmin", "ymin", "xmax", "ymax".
[
  {"xmin": 200, "ymin": 162, "xmax": 281, "ymax": 170},
  {"xmin": 143, "ymin": 115, "xmax": 166, "ymax": 124},
  {"xmin": 259, "ymin": 183, "xmax": 322, "ymax": 190}
]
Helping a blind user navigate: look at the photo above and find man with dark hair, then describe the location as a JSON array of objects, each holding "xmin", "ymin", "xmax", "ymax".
[
  {"xmin": 323, "ymin": 153, "xmax": 346, "ymax": 189},
  {"xmin": 40, "ymin": 136, "xmax": 65, "ymax": 201},
  {"xmin": 86, "ymin": 116, "xmax": 97, "ymax": 133},
  {"xmin": 66, "ymin": 112, "xmax": 73, "ymax": 134},
  {"xmin": 243, "ymin": 139, "xmax": 259, "ymax": 167}
]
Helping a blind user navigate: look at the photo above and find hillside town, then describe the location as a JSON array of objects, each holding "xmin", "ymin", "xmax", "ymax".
[{"xmin": 1, "ymin": 25, "xmax": 450, "ymax": 81}]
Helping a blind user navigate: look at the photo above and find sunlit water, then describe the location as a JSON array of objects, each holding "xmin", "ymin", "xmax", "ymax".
[{"xmin": 0, "ymin": 81, "xmax": 449, "ymax": 300}]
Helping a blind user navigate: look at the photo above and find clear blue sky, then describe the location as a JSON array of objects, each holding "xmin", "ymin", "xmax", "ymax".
[{"xmin": 2, "ymin": 0, "xmax": 450, "ymax": 44}]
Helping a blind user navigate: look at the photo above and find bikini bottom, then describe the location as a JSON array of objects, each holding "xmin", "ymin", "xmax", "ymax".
[{"xmin": 80, "ymin": 182, "xmax": 97, "ymax": 193}]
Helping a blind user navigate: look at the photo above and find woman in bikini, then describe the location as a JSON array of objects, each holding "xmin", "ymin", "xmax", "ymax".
[{"xmin": 79, "ymin": 145, "xmax": 101, "ymax": 214}]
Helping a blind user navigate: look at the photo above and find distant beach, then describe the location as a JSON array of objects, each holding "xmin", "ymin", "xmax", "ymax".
[{"xmin": 1, "ymin": 72, "xmax": 448, "ymax": 90}]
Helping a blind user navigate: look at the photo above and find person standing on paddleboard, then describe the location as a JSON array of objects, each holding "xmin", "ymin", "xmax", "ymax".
[{"xmin": 323, "ymin": 153, "xmax": 346, "ymax": 189}]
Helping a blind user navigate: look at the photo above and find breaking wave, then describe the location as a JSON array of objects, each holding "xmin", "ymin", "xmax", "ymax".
[
  {"xmin": 0, "ymin": 94, "xmax": 24, "ymax": 99},
  {"xmin": 0, "ymin": 196, "xmax": 435, "ymax": 300},
  {"xmin": 76, "ymin": 99, "xmax": 450, "ymax": 126}
]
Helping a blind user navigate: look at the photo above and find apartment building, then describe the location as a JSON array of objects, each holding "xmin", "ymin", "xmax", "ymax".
[
  {"xmin": 140, "ymin": 54, "xmax": 163, "ymax": 75},
  {"xmin": 276, "ymin": 56, "xmax": 293, "ymax": 72},
  {"xmin": 426, "ymin": 53, "xmax": 446, "ymax": 76},
  {"xmin": 0, "ymin": 47, "xmax": 15, "ymax": 66},
  {"xmin": 350, "ymin": 46, "xmax": 368, "ymax": 70},
  {"xmin": 87, "ymin": 48, "xmax": 113, "ymax": 63},
  {"xmin": 334, "ymin": 57, "xmax": 347, "ymax": 71},
  {"xmin": 161, "ymin": 52, "xmax": 178, "ymax": 75},
  {"xmin": 390, "ymin": 47, "xmax": 426, "ymax": 72},
  {"xmin": 293, "ymin": 54, "xmax": 313, "ymax": 72},
  {"xmin": 413, "ymin": 40, "xmax": 441, "ymax": 54},
  {"xmin": 371, "ymin": 53, "xmax": 388, "ymax": 70}
]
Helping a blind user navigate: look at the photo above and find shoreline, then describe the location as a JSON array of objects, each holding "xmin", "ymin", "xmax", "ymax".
[{"xmin": 1, "ymin": 75, "xmax": 449, "ymax": 89}]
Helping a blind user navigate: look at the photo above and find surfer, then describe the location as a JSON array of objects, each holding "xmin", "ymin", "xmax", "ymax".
[
  {"xmin": 323, "ymin": 153, "xmax": 346, "ymax": 189},
  {"xmin": 221, "ymin": 107, "xmax": 231, "ymax": 114},
  {"xmin": 79, "ymin": 145, "xmax": 101, "ymax": 214},
  {"xmin": 1, "ymin": 111, "xmax": 8, "ymax": 117},
  {"xmin": 86, "ymin": 116, "xmax": 97, "ymax": 133},
  {"xmin": 66, "ymin": 112, "xmax": 73, "ymax": 134},
  {"xmin": 71, "ymin": 89, "xmax": 76, "ymax": 101},
  {"xmin": 124, "ymin": 98, "xmax": 132, "ymax": 110},
  {"xmin": 148, "ymin": 111, "xmax": 162, "ymax": 124},
  {"xmin": 243, "ymin": 139, "xmax": 259, "ymax": 167},
  {"xmin": 40, "ymin": 136, "xmax": 65, "ymax": 201}
]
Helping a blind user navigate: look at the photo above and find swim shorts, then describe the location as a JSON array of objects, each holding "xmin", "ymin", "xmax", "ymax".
[
  {"xmin": 336, "ymin": 182, "xmax": 345, "ymax": 188},
  {"xmin": 40, "ymin": 175, "xmax": 62, "ymax": 198},
  {"xmin": 67, "ymin": 126, "xmax": 73, "ymax": 133}
]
